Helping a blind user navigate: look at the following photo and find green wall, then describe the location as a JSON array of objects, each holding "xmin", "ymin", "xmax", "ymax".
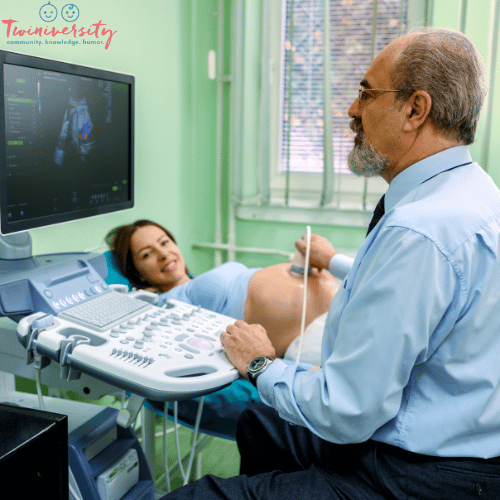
[{"xmin": 1, "ymin": 0, "xmax": 499, "ymax": 275}]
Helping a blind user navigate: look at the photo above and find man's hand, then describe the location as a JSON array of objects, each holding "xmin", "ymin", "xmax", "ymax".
[
  {"xmin": 220, "ymin": 321, "xmax": 276, "ymax": 379},
  {"xmin": 295, "ymin": 234, "xmax": 337, "ymax": 271}
]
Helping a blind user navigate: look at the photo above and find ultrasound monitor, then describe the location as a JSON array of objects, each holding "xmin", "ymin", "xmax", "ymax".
[{"xmin": 0, "ymin": 50, "xmax": 134, "ymax": 240}]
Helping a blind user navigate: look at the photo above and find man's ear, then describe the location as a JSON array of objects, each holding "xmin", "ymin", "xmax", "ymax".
[{"xmin": 402, "ymin": 90, "xmax": 432, "ymax": 133}]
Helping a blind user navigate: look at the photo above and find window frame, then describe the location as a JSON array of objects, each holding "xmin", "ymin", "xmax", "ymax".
[{"xmin": 233, "ymin": 0, "xmax": 431, "ymax": 227}]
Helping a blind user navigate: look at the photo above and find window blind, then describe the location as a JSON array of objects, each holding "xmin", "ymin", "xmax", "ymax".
[{"xmin": 279, "ymin": 0, "xmax": 409, "ymax": 203}]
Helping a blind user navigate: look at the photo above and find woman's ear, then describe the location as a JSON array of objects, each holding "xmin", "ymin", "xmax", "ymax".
[{"xmin": 402, "ymin": 90, "xmax": 432, "ymax": 133}]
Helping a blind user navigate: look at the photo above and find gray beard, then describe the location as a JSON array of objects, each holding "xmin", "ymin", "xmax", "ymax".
[{"xmin": 347, "ymin": 121, "xmax": 390, "ymax": 177}]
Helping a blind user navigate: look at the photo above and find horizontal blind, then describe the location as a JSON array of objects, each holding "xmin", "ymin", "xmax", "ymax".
[{"xmin": 280, "ymin": 0, "xmax": 408, "ymax": 177}]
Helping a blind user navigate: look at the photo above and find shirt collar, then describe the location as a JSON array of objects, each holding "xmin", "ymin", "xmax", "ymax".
[{"xmin": 385, "ymin": 145, "xmax": 473, "ymax": 212}]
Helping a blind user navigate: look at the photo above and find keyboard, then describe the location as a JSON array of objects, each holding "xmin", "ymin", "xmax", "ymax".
[
  {"xmin": 59, "ymin": 291, "xmax": 150, "ymax": 331},
  {"xmin": 17, "ymin": 293, "xmax": 239, "ymax": 402}
]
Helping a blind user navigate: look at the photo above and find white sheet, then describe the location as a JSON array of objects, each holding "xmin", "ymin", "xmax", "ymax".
[{"xmin": 283, "ymin": 312, "xmax": 327, "ymax": 366}]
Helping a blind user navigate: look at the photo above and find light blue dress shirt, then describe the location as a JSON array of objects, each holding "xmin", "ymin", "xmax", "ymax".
[{"xmin": 259, "ymin": 146, "xmax": 500, "ymax": 458}]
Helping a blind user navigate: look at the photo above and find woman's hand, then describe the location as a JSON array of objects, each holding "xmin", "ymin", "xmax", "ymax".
[{"xmin": 220, "ymin": 320, "xmax": 276, "ymax": 379}]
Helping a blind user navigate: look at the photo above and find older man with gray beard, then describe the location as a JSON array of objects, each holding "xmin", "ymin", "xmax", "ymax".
[{"xmin": 163, "ymin": 27, "xmax": 500, "ymax": 500}]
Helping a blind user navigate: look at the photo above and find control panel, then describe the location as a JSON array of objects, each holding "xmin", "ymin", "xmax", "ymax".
[{"xmin": 17, "ymin": 295, "xmax": 239, "ymax": 402}]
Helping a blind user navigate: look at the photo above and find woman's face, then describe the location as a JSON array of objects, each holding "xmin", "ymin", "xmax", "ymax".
[{"xmin": 130, "ymin": 224, "xmax": 190, "ymax": 292}]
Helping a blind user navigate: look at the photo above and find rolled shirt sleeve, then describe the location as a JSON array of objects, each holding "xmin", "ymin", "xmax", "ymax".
[{"xmin": 328, "ymin": 253, "xmax": 354, "ymax": 281}]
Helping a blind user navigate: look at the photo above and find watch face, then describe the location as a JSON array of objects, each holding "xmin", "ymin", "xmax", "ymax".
[{"xmin": 249, "ymin": 357, "xmax": 266, "ymax": 371}]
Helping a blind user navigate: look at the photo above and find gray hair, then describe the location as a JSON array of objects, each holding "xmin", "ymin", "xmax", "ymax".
[{"xmin": 391, "ymin": 27, "xmax": 487, "ymax": 145}]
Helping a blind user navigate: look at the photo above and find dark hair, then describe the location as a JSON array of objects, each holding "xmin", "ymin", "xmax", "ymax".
[
  {"xmin": 392, "ymin": 27, "xmax": 486, "ymax": 145},
  {"xmin": 105, "ymin": 219, "xmax": 188, "ymax": 290}
]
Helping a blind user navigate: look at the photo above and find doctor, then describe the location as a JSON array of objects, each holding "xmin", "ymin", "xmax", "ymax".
[{"xmin": 165, "ymin": 27, "xmax": 500, "ymax": 499}]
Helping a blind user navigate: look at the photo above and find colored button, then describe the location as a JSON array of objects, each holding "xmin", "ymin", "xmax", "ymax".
[{"xmin": 189, "ymin": 337, "xmax": 214, "ymax": 350}]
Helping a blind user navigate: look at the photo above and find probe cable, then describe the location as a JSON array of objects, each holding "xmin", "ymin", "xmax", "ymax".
[
  {"xmin": 162, "ymin": 397, "xmax": 205, "ymax": 490},
  {"xmin": 295, "ymin": 225, "xmax": 311, "ymax": 364}
]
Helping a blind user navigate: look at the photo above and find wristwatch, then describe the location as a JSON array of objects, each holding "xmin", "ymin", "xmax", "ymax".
[{"xmin": 247, "ymin": 356, "xmax": 274, "ymax": 387}]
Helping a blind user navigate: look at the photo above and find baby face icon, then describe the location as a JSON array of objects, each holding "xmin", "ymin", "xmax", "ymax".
[
  {"xmin": 39, "ymin": 2, "xmax": 58, "ymax": 22},
  {"xmin": 61, "ymin": 4, "xmax": 80, "ymax": 22}
]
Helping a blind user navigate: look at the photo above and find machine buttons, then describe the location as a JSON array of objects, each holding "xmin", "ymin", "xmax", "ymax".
[
  {"xmin": 27, "ymin": 297, "xmax": 238, "ymax": 402},
  {"xmin": 194, "ymin": 333, "xmax": 216, "ymax": 342},
  {"xmin": 179, "ymin": 343, "xmax": 200, "ymax": 354}
]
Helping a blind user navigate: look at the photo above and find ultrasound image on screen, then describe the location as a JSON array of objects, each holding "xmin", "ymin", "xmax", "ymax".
[{"xmin": 3, "ymin": 63, "xmax": 132, "ymax": 228}]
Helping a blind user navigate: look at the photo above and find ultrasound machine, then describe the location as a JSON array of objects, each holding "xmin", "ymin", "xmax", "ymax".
[{"xmin": 0, "ymin": 49, "xmax": 239, "ymax": 500}]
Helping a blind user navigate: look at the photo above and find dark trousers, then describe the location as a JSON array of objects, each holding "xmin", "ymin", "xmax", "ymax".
[{"xmin": 164, "ymin": 402, "xmax": 500, "ymax": 499}]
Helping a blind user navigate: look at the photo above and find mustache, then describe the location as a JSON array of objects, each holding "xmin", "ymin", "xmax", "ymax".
[{"xmin": 350, "ymin": 118, "xmax": 363, "ymax": 136}]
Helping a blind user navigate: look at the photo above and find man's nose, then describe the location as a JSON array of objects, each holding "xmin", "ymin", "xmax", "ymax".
[{"xmin": 348, "ymin": 97, "xmax": 359, "ymax": 119}]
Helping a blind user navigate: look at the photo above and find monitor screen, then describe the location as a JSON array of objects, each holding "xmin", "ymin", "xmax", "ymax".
[{"xmin": 0, "ymin": 50, "xmax": 134, "ymax": 235}]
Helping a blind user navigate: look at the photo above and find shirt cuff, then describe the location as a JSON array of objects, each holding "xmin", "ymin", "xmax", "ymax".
[
  {"xmin": 329, "ymin": 253, "xmax": 355, "ymax": 280},
  {"xmin": 256, "ymin": 358, "xmax": 290, "ymax": 407}
]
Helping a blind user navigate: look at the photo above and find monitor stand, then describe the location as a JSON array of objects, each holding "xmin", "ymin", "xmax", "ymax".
[
  {"xmin": 0, "ymin": 232, "xmax": 33, "ymax": 260},
  {"xmin": 0, "ymin": 232, "xmax": 41, "ymax": 275}
]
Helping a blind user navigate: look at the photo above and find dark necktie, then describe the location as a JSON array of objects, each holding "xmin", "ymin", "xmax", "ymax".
[{"xmin": 366, "ymin": 195, "xmax": 385, "ymax": 236}]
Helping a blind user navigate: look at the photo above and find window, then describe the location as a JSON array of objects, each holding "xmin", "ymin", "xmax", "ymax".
[{"xmin": 233, "ymin": 0, "xmax": 430, "ymax": 226}]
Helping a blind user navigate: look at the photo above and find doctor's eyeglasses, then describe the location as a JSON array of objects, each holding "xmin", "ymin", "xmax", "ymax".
[{"xmin": 358, "ymin": 86, "xmax": 401, "ymax": 105}]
